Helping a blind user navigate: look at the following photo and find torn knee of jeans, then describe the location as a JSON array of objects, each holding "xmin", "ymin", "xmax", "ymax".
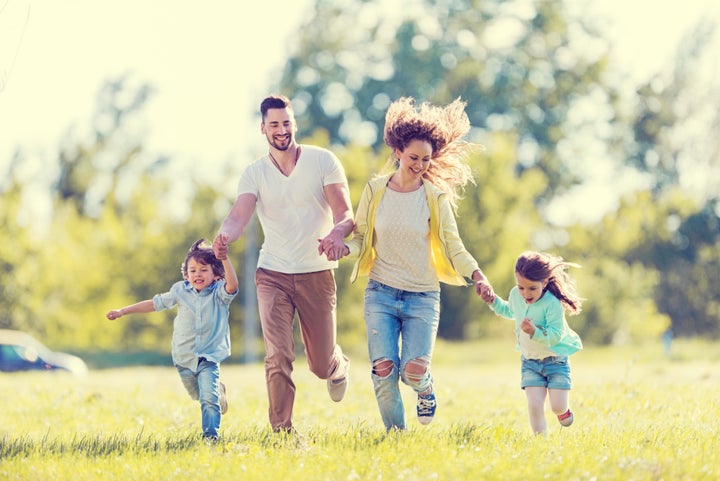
[
  {"xmin": 404, "ymin": 356, "xmax": 430, "ymax": 383},
  {"xmin": 372, "ymin": 358, "xmax": 395, "ymax": 378}
]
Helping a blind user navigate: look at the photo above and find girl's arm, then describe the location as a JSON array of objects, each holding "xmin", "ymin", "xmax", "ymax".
[
  {"xmin": 106, "ymin": 299, "xmax": 155, "ymax": 320},
  {"xmin": 489, "ymin": 295, "xmax": 514, "ymax": 320}
]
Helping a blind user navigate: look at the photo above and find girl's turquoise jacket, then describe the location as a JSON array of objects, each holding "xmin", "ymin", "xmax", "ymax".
[{"xmin": 490, "ymin": 286, "xmax": 583, "ymax": 356}]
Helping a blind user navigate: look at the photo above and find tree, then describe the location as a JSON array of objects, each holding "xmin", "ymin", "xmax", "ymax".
[{"xmin": 279, "ymin": 0, "xmax": 612, "ymax": 199}]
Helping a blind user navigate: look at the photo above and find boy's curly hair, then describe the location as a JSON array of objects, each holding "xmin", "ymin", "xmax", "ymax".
[{"xmin": 181, "ymin": 239, "xmax": 225, "ymax": 279}]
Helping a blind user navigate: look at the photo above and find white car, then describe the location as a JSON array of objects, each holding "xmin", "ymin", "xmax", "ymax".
[{"xmin": 0, "ymin": 329, "xmax": 88, "ymax": 376}]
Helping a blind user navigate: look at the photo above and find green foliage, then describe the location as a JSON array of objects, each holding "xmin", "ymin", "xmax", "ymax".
[
  {"xmin": 0, "ymin": 183, "xmax": 39, "ymax": 332},
  {"xmin": 280, "ymin": 0, "xmax": 611, "ymax": 197}
]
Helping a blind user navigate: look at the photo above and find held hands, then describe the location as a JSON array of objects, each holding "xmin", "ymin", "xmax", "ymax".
[
  {"xmin": 317, "ymin": 231, "xmax": 348, "ymax": 261},
  {"xmin": 213, "ymin": 232, "xmax": 229, "ymax": 260},
  {"xmin": 475, "ymin": 280, "xmax": 496, "ymax": 304}
]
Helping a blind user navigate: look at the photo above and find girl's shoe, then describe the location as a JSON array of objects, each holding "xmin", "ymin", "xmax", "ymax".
[{"xmin": 558, "ymin": 409, "xmax": 573, "ymax": 427}]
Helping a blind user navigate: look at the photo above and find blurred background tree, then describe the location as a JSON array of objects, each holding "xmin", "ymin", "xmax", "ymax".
[{"xmin": 1, "ymin": 0, "xmax": 719, "ymax": 365}]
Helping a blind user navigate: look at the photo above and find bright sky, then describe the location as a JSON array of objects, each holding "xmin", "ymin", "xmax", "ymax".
[{"xmin": 1, "ymin": 0, "xmax": 719, "ymax": 225}]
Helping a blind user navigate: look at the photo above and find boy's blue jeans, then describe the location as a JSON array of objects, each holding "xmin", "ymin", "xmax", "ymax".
[
  {"xmin": 176, "ymin": 357, "xmax": 222, "ymax": 438},
  {"xmin": 364, "ymin": 279, "xmax": 440, "ymax": 431}
]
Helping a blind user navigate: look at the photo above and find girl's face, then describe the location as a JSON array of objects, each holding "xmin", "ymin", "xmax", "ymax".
[
  {"xmin": 185, "ymin": 257, "xmax": 219, "ymax": 291},
  {"xmin": 395, "ymin": 139, "xmax": 432, "ymax": 178},
  {"xmin": 515, "ymin": 273, "xmax": 548, "ymax": 304}
]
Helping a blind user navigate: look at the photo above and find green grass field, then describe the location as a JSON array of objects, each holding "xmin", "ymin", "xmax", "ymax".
[{"xmin": 1, "ymin": 339, "xmax": 719, "ymax": 480}]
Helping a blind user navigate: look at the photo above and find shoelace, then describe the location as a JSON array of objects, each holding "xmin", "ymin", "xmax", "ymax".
[{"xmin": 417, "ymin": 396, "xmax": 436, "ymax": 415}]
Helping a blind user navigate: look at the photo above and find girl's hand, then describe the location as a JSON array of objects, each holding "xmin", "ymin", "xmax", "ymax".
[
  {"xmin": 475, "ymin": 281, "xmax": 495, "ymax": 303},
  {"xmin": 106, "ymin": 309, "xmax": 123, "ymax": 320},
  {"xmin": 520, "ymin": 317, "xmax": 536, "ymax": 336}
]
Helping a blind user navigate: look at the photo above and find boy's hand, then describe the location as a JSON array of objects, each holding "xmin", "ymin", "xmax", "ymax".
[
  {"xmin": 106, "ymin": 309, "xmax": 123, "ymax": 320},
  {"xmin": 213, "ymin": 232, "xmax": 229, "ymax": 260}
]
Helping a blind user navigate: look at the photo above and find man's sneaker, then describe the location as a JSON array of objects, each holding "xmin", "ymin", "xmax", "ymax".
[
  {"xmin": 558, "ymin": 409, "xmax": 573, "ymax": 427},
  {"xmin": 219, "ymin": 382, "xmax": 228, "ymax": 414},
  {"xmin": 417, "ymin": 391, "xmax": 437, "ymax": 425},
  {"xmin": 327, "ymin": 376, "xmax": 348, "ymax": 402}
]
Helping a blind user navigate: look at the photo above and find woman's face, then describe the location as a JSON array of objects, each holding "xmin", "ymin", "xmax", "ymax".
[
  {"xmin": 396, "ymin": 139, "xmax": 432, "ymax": 178},
  {"xmin": 515, "ymin": 273, "xmax": 548, "ymax": 304}
]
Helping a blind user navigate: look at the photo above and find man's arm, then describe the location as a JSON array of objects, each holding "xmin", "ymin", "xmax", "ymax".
[
  {"xmin": 213, "ymin": 193, "xmax": 257, "ymax": 259},
  {"xmin": 318, "ymin": 182, "xmax": 354, "ymax": 261}
]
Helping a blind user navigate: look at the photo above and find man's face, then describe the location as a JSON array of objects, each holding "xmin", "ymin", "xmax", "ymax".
[{"xmin": 261, "ymin": 107, "xmax": 296, "ymax": 151}]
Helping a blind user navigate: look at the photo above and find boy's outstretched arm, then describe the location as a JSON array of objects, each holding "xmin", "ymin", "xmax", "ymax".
[{"xmin": 106, "ymin": 299, "xmax": 155, "ymax": 320}]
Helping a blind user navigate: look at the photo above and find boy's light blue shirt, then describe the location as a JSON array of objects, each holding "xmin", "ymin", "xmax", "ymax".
[
  {"xmin": 490, "ymin": 286, "xmax": 582, "ymax": 356},
  {"xmin": 153, "ymin": 279, "xmax": 238, "ymax": 371}
]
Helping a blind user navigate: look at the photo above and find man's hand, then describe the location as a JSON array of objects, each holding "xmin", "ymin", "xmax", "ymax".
[
  {"xmin": 317, "ymin": 232, "xmax": 348, "ymax": 261},
  {"xmin": 213, "ymin": 232, "xmax": 229, "ymax": 260}
]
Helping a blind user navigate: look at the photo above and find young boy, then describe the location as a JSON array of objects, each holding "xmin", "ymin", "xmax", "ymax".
[{"xmin": 106, "ymin": 237, "xmax": 239, "ymax": 442}]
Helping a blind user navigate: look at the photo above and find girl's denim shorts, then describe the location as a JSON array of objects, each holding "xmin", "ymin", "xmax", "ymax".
[{"xmin": 520, "ymin": 355, "xmax": 572, "ymax": 390}]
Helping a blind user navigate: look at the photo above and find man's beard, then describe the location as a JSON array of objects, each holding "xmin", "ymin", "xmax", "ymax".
[{"xmin": 269, "ymin": 134, "xmax": 292, "ymax": 151}]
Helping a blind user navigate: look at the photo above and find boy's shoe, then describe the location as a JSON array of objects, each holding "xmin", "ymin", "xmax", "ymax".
[
  {"xmin": 417, "ymin": 391, "xmax": 437, "ymax": 425},
  {"xmin": 327, "ymin": 375, "xmax": 348, "ymax": 402},
  {"xmin": 219, "ymin": 382, "xmax": 228, "ymax": 414},
  {"xmin": 202, "ymin": 435, "xmax": 219, "ymax": 446},
  {"xmin": 558, "ymin": 409, "xmax": 574, "ymax": 427}
]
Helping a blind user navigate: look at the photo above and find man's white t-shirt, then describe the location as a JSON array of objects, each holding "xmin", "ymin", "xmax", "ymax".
[{"xmin": 237, "ymin": 144, "xmax": 347, "ymax": 274}]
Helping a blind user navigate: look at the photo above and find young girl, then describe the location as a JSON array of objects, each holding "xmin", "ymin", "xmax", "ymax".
[
  {"xmin": 479, "ymin": 251, "xmax": 583, "ymax": 434},
  {"xmin": 106, "ymin": 238, "xmax": 239, "ymax": 442}
]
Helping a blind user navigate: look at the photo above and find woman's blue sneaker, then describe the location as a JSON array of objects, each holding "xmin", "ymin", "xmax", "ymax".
[{"xmin": 417, "ymin": 391, "xmax": 437, "ymax": 425}]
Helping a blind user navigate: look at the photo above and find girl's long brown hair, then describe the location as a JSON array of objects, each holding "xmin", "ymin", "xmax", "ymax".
[{"xmin": 515, "ymin": 251, "xmax": 583, "ymax": 315}]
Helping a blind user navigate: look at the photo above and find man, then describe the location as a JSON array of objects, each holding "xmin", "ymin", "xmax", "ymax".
[{"xmin": 213, "ymin": 94, "xmax": 353, "ymax": 433}]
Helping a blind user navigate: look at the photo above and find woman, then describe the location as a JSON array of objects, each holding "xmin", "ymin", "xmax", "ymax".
[{"xmin": 343, "ymin": 97, "xmax": 488, "ymax": 431}]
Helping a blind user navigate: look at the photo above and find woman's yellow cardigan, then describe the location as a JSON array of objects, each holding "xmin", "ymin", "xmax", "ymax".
[{"xmin": 347, "ymin": 173, "xmax": 480, "ymax": 286}]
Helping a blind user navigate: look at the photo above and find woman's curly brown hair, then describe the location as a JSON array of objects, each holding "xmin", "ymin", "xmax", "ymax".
[{"xmin": 382, "ymin": 97, "xmax": 479, "ymax": 212}]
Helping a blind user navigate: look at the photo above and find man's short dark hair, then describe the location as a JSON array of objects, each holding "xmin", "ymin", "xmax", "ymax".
[{"xmin": 260, "ymin": 95, "xmax": 293, "ymax": 121}]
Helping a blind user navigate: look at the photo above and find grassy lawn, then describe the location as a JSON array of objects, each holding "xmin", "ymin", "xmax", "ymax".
[{"xmin": 1, "ymin": 338, "xmax": 718, "ymax": 480}]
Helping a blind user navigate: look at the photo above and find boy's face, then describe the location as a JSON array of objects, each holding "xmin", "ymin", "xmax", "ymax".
[
  {"xmin": 185, "ymin": 257, "xmax": 219, "ymax": 291},
  {"xmin": 515, "ymin": 273, "xmax": 548, "ymax": 305}
]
